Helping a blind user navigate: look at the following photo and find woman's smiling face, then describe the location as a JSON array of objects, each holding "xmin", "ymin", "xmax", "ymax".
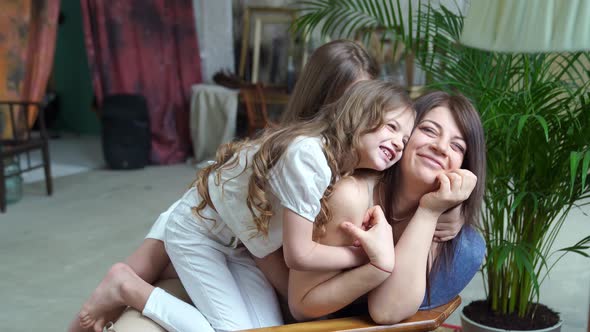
[{"xmin": 401, "ymin": 106, "xmax": 466, "ymax": 186}]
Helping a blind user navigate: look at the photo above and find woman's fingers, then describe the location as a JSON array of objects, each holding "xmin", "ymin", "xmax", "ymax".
[
  {"xmin": 433, "ymin": 235, "xmax": 455, "ymax": 242},
  {"xmin": 421, "ymin": 170, "xmax": 477, "ymax": 214},
  {"xmin": 435, "ymin": 223, "xmax": 457, "ymax": 239},
  {"xmin": 452, "ymin": 169, "xmax": 477, "ymax": 195},
  {"xmin": 434, "ymin": 205, "xmax": 464, "ymax": 241},
  {"xmin": 437, "ymin": 172, "xmax": 451, "ymax": 194},
  {"xmin": 435, "ymin": 224, "xmax": 458, "ymax": 236},
  {"xmin": 447, "ymin": 170, "xmax": 476, "ymax": 200},
  {"xmin": 447, "ymin": 171, "xmax": 462, "ymax": 192}
]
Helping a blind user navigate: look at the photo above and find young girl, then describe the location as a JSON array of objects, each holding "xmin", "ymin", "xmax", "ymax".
[{"xmin": 79, "ymin": 79, "xmax": 415, "ymax": 331}]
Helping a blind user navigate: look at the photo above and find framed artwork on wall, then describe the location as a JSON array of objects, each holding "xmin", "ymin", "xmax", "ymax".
[{"xmin": 239, "ymin": 6, "xmax": 302, "ymax": 90}]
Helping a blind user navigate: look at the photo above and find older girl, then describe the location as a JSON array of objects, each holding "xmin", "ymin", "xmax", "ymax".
[{"xmin": 69, "ymin": 39, "xmax": 381, "ymax": 332}]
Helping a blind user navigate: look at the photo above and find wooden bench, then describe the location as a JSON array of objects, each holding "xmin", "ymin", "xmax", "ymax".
[{"xmin": 242, "ymin": 296, "xmax": 461, "ymax": 332}]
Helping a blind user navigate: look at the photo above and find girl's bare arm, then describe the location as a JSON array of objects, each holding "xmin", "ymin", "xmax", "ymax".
[
  {"xmin": 282, "ymin": 207, "xmax": 368, "ymax": 271},
  {"xmin": 288, "ymin": 177, "xmax": 392, "ymax": 321}
]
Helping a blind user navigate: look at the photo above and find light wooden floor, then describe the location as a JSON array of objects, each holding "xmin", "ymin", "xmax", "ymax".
[{"xmin": 1, "ymin": 135, "xmax": 588, "ymax": 331}]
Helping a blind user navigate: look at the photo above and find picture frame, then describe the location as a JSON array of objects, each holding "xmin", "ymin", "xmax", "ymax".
[{"xmin": 239, "ymin": 6, "xmax": 301, "ymax": 89}]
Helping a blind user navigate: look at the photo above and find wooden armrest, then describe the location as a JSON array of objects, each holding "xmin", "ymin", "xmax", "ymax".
[{"xmin": 240, "ymin": 296, "xmax": 461, "ymax": 332}]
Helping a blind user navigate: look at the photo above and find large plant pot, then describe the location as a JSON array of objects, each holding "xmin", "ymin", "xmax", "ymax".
[{"xmin": 461, "ymin": 311, "xmax": 562, "ymax": 332}]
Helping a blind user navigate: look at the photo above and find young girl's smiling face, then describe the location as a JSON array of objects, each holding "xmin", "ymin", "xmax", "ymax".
[
  {"xmin": 402, "ymin": 106, "xmax": 466, "ymax": 185},
  {"xmin": 356, "ymin": 107, "xmax": 415, "ymax": 171}
]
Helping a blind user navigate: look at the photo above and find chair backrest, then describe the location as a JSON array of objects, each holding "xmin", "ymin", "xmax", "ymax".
[
  {"xmin": 0, "ymin": 101, "xmax": 47, "ymax": 144},
  {"xmin": 240, "ymin": 84, "xmax": 275, "ymax": 137},
  {"xmin": 0, "ymin": 101, "xmax": 53, "ymax": 212}
]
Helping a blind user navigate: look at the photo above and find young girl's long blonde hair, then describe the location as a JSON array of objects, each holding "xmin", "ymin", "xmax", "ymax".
[{"xmin": 195, "ymin": 80, "xmax": 413, "ymax": 238}]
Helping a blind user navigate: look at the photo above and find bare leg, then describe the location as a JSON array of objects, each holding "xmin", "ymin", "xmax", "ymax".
[
  {"xmin": 158, "ymin": 263, "xmax": 179, "ymax": 280},
  {"xmin": 69, "ymin": 239, "xmax": 170, "ymax": 332},
  {"xmin": 125, "ymin": 239, "xmax": 171, "ymax": 281},
  {"xmin": 78, "ymin": 263, "xmax": 154, "ymax": 329},
  {"xmin": 254, "ymin": 248, "xmax": 288, "ymax": 299}
]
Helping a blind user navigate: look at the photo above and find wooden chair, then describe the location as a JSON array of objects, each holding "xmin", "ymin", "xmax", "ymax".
[
  {"xmin": 240, "ymin": 84, "xmax": 279, "ymax": 137},
  {"xmin": 0, "ymin": 101, "xmax": 52, "ymax": 212},
  {"xmin": 241, "ymin": 296, "xmax": 461, "ymax": 332}
]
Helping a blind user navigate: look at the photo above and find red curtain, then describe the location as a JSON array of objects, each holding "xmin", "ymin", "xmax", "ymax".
[
  {"xmin": 80, "ymin": 0, "xmax": 202, "ymax": 164},
  {"xmin": 0, "ymin": 0, "xmax": 60, "ymax": 137}
]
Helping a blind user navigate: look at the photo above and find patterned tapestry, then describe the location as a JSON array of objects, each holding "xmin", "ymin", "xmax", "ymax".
[
  {"xmin": 0, "ymin": 0, "xmax": 60, "ymax": 138},
  {"xmin": 81, "ymin": 0, "xmax": 202, "ymax": 164}
]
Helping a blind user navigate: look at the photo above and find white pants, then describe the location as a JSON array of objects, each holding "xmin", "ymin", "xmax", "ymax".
[
  {"xmin": 145, "ymin": 198, "xmax": 180, "ymax": 241},
  {"xmin": 142, "ymin": 287, "xmax": 212, "ymax": 332},
  {"xmin": 149, "ymin": 192, "xmax": 283, "ymax": 332}
]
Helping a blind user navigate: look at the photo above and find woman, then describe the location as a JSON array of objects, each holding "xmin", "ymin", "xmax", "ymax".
[{"xmin": 287, "ymin": 91, "xmax": 486, "ymax": 324}]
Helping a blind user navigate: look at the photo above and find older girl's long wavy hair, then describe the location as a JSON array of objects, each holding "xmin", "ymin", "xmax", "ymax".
[
  {"xmin": 195, "ymin": 80, "xmax": 412, "ymax": 239},
  {"xmin": 382, "ymin": 91, "xmax": 486, "ymax": 305},
  {"xmin": 281, "ymin": 39, "xmax": 379, "ymax": 125}
]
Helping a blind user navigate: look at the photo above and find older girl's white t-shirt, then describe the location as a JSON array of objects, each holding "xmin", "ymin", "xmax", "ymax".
[{"xmin": 208, "ymin": 136, "xmax": 332, "ymax": 258}]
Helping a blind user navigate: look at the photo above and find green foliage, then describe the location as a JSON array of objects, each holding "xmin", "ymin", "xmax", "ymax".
[{"xmin": 295, "ymin": 0, "xmax": 590, "ymax": 318}]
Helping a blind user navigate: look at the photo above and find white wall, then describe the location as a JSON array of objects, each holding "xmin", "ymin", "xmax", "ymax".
[{"xmin": 193, "ymin": 0, "xmax": 235, "ymax": 83}]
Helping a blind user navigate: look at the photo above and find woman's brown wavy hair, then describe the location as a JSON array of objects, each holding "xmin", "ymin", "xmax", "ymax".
[
  {"xmin": 195, "ymin": 80, "xmax": 413, "ymax": 239},
  {"xmin": 382, "ymin": 91, "xmax": 486, "ymax": 305}
]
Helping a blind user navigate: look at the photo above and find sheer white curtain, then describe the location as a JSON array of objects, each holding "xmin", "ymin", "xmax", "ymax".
[
  {"xmin": 461, "ymin": 0, "xmax": 590, "ymax": 53},
  {"xmin": 192, "ymin": 0, "xmax": 235, "ymax": 82}
]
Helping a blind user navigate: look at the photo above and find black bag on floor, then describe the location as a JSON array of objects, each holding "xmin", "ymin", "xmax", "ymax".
[{"xmin": 101, "ymin": 94, "xmax": 150, "ymax": 169}]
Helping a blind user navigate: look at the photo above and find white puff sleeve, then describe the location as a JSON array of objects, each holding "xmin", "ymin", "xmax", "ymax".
[{"xmin": 268, "ymin": 137, "xmax": 332, "ymax": 222}]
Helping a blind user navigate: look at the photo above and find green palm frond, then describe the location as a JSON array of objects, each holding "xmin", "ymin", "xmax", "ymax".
[{"xmin": 295, "ymin": 0, "xmax": 590, "ymax": 319}]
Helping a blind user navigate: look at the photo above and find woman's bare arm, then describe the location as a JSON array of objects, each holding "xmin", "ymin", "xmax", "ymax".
[
  {"xmin": 368, "ymin": 170, "xmax": 477, "ymax": 324},
  {"xmin": 434, "ymin": 204, "xmax": 464, "ymax": 242},
  {"xmin": 367, "ymin": 207, "xmax": 440, "ymax": 324}
]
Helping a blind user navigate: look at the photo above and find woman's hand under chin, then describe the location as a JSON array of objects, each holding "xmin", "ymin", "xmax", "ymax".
[{"xmin": 419, "ymin": 169, "xmax": 477, "ymax": 217}]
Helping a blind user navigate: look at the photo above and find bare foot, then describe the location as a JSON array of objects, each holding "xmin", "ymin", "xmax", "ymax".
[
  {"xmin": 91, "ymin": 306, "xmax": 128, "ymax": 332},
  {"xmin": 68, "ymin": 305, "xmax": 125, "ymax": 332},
  {"xmin": 78, "ymin": 263, "xmax": 138, "ymax": 329},
  {"xmin": 67, "ymin": 316, "xmax": 93, "ymax": 332}
]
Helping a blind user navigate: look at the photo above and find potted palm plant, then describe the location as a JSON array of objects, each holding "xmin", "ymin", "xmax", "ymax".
[{"xmin": 293, "ymin": 1, "xmax": 590, "ymax": 331}]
